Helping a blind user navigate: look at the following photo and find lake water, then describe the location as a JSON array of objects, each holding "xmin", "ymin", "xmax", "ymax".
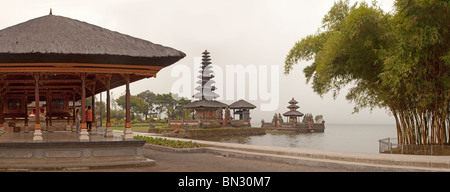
[{"xmin": 204, "ymin": 124, "xmax": 397, "ymax": 154}]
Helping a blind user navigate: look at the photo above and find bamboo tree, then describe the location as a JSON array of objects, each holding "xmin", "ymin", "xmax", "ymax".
[{"xmin": 285, "ymin": 0, "xmax": 449, "ymax": 146}]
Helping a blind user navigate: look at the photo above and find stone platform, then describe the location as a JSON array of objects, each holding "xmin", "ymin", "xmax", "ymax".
[{"xmin": 0, "ymin": 131, "xmax": 154, "ymax": 170}]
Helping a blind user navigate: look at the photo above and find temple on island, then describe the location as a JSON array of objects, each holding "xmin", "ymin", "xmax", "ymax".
[
  {"xmin": 169, "ymin": 50, "xmax": 256, "ymax": 128},
  {"xmin": 283, "ymin": 98, "xmax": 304, "ymax": 123},
  {"xmin": 261, "ymin": 98, "xmax": 325, "ymax": 133},
  {"xmin": 184, "ymin": 50, "xmax": 228, "ymax": 121}
]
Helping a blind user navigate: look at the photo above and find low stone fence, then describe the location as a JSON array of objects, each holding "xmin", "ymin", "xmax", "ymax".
[
  {"xmin": 168, "ymin": 120, "xmax": 200, "ymax": 127},
  {"xmin": 262, "ymin": 122, "xmax": 325, "ymax": 132},
  {"xmin": 4, "ymin": 118, "xmax": 72, "ymax": 133},
  {"xmin": 261, "ymin": 122, "xmax": 274, "ymax": 128},
  {"xmin": 173, "ymin": 128, "xmax": 266, "ymax": 138}
]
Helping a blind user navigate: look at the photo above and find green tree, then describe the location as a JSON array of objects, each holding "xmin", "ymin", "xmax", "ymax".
[
  {"xmin": 315, "ymin": 115, "xmax": 324, "ymax": 123},
  {"xmin": 115, "ymin": 95, "xmax": 149, "ymax": 121},
  {"xmin": 137, "ymin": 90, "xmax": 156, "ymax": 120},
  {"xmin": 154, "ymin": 93, "xmax": 191, "ymax": 120},
  {"xmin": 285, "ymin": 0, "xmax": 449, "ymax": 145}
]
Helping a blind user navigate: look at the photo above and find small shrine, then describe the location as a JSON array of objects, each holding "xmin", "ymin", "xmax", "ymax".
[
  {"xmin": 229, "ymin": 99, "xmax": 256, "ymax": 127},
  {"xmin": 283, "ymin": 98, "xmax": 304, "ymax": 122},
  {"xmin": 261, "ymin": 97, "xmax": 325, "ymax": 133}
]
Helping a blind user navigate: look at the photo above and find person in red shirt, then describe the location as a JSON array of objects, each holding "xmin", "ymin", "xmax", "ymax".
[{"xmin": 86, "ymin": 106, "xmax": 93, "ymax": 133}]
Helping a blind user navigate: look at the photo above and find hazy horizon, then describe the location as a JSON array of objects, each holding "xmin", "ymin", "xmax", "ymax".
[{"xmin": 0, "ymin": 0, "xmax": 397, "ymax": 125}]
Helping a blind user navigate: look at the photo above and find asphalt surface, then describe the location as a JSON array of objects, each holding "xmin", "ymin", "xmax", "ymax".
[{"xmin": 54, "ymin": 148, "xmax": 345, "ymax": 172}]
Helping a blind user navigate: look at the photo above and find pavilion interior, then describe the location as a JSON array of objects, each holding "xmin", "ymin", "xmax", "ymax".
[{"xmin": 0, "ymin": 71, "xmax": 155, "ymax": 141}]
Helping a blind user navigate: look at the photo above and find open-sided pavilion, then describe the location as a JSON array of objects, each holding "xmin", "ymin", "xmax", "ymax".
[{"xmin": 0, "ymin": 12, "xmax": 185, "ymax": 169}]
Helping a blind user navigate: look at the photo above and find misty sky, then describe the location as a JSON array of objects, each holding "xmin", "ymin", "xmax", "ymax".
[{"xmin": 0, "ymin": 0, "xmax": 397, "ymax": 125}]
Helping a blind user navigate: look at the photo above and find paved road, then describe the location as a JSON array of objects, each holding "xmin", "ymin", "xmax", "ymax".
[{"xmin": 53, "ymin": 148, "xmax": 345, "ymax": 172}]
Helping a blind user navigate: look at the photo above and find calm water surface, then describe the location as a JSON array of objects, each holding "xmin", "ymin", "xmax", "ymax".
[{"xmin": 204, "ymin": 124, "xmax": 397, "ymax": 154}]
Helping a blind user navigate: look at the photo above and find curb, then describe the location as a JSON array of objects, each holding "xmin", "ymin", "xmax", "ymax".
[
  {"xmin": 204, "ymin": 147, "xmax": 448, "ymax": 172},
  {"xmin": 143, "ymin": 144, "xmax": 207, "ymax": 153},
  {"xmin": 134, "ymin": 132, "xmax": 450, "ymax": 172}
]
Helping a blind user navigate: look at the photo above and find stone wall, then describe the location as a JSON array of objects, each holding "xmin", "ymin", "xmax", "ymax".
[
  {"xmin": 262, "ymin": 122, "xmax": 325, "ymax": 133},
  {"xmin": 169, "ymin": 128, "xmax": 266, "ymax": 138},
  {"xmin": 5, "ymin": 118, "xmax": 72, "ymax": 132},
  {"xmin": 0, "ymin": 140, "xmax": 151, "ymax": 170}
]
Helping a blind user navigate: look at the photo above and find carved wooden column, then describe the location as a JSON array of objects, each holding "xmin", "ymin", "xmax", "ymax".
[
  {"xmin": 24, "ymin": 90, "xmax": 29, "ymax": 133},
  {"xmin": 33, "ymin": 73, "xmax": 43, "ymax": 141},
  {"xmin": 91, "ymin": 90, "xmax": 97, "ymax": 134},
  {"xmin": 105, "ymin": 75, "xmax": 113, "ymax": 137},
  {"xmin": 0, "ymin": 74, "xmax": 6, "ymax": 135},
  {"xmin": 72, "ymin": 93, "xmax": 76, "ymax": 132},
  {"xmin": 123, "ymin": 74, "xmax": 133, "ymax": 140},
  {"xmin": 0, "ymin": 96, "xmax": 4, "ymax": 135},
  {"xmin": 47, "ymin": 91, "xmax": 53, "ymax": 132},
  {"xmin": 79, "ymin": 73, "xmax": 89, "ymax": 140}
]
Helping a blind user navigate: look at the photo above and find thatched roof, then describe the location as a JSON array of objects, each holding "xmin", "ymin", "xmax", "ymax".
[
  {"xmin": 283, "ymin": 111, "xmax": 304, "ymax": 117},
  {"xmin": 0, "ymin": 14, "xmax": 185, "ymax": 66},
  {"xmin": 184, "ymin": 100, "xmax": 228, "ymax": 109},
  {"xmin": 287, "ymin": 105, "xmax": 299, "ymax": 109},
  {"xmin": 288, "ymin": 98, "xmax": 298, "ymax": 104},
  {"xmin": 0, "ymin": 14, "xmax": 185, "ymax": 100},
  {"xmin": 229, "ymin": 100, "xmax": 256, "ymax": 109}
]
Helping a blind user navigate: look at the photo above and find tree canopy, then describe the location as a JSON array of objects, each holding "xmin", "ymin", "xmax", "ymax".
[
  {"xmin": 115, "ymin": 95, "xmax": 149, "ymax": 121},
  {"xmin": 285, "ymin": 0, "xmax": 449, "ymax": 145}
]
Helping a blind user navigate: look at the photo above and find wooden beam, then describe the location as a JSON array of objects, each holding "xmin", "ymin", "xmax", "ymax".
[
  {"xmin": 0, "ymin": 63, "xmax": 164, "ymax": 71},
  {"xmin": 8, "ymin": 85, "xmax": 80, "ymax": 90},
  {"xmin": 5, "ymin": 90, "xmax": 74, "ymax": 95},
  {"xmin": 0, "ymin": 66, "xmax": 158, "ymax": 76},
  {"xmin": 5, "ymin": 79, "xmax": 85, "ymax": 84}
]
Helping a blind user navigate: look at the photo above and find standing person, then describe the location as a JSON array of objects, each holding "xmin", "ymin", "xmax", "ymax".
[
  {"xmin": 75, "ymin": 108, "xmax": 81, "ymax": 133},
  {"xmin": 86, "ymin": 106, "xmax": 93, "ymax": 133}
]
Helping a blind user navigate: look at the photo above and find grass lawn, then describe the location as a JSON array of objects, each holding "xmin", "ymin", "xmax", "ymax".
[{"xmin": 111, "ymin": 123, "xmax": 168, "ymax": 133}]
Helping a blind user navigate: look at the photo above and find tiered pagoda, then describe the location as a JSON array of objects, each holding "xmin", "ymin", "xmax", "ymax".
[
  {"xmin": 193, "ymin": 50, "xmax": 220, "ymax": 100},
  {"xmin": 185, "ymin": 50, "xmax": 227, "ymax": 121},
  {"xmin": 283, "ymin": 98, "xmax": 304, "ymax": 123}
]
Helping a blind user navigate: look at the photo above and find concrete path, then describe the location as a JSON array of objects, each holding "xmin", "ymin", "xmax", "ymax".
[{"xmin": 124, "ymin": 131, "xmax": 450, "ymax": 172}]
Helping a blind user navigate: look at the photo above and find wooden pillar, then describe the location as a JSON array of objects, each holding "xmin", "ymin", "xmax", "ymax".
[
  {"xmin": 47, "ymin": 91, "xmax": 52, "ymax": 132},
  {"xmin": 105, "ymin": 87, "xmax": 113, "ymax": 137},
  {"xmin": 91, "ymin": 92, "xmax": 97, "ymax": 134},
  {"xmin": 66, "ymin": 93, "xmax": 72, "ymax": 131},
  {"xmin": 79, "ymin": 73, "xmax": 89, "ymax": 140},
  {"xmin": 99, "ymin": 92, "xmax": 102, "ymax": 128},
  {"xmin": 24, "ymin": 91, "xmax": 29, "ymax": 133},
  {"xmin": 123, "ymin": 74, "xmax": 133, "ymax": 140},
  {"xmin": 33, "ymin": 73, "xmax": 43, "ymax": 141},
  {"xmin": 72, "ymin": 94, "xmax": 76, "ymax": 132},
  {"xmin": 0, "ymin": 97, "xmax": 4, "ymax": 135}
]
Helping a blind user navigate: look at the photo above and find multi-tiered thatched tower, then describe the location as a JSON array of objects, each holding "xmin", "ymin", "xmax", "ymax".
[
  {"xmin": 283, "ymin": 98, "xmax": 304, "ymax": 123},
  {"xmin": 185, "ymin": 50, "xmax": 227, "ymax": 123},
  {"xmin": 193, "ymin": 50, "xmax": 220, "ymax": 101}
]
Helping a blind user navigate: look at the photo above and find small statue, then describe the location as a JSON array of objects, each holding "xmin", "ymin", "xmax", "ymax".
[
  {"xmin": 272, "ymin": 113, "xmax": 278, "ymax": 124},
  {"xmin": 278, "ymin": 113, "xmax": 283, "ymax": 123}
]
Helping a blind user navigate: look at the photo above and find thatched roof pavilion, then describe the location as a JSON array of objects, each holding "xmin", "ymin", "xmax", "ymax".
[
  {"xmin": 229, "ymin": 99, "xmax": 256, "ymax": 123},
  {"xmin": 229, "ymin": 100, "xmax": 256, "ymax": 109},
  {"xmin": 184, "ymin": 100, "xmax": 228, "ymax": 109},
  {"xmin": 0, "ymin": 13, "xmax": 185, "ymax": 141},
  {"xmin": 0, "ymin": 14, "xmax": 185, "ymax": 99},
  {"xmin": 283, "ymin": 98, "xmax": 304, "ymax": 122}
]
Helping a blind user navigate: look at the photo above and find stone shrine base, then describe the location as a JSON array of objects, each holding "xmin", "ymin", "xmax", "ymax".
[{"xmin": 0, "ymin": 132, "xmax": 154, "ymax": 170}]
